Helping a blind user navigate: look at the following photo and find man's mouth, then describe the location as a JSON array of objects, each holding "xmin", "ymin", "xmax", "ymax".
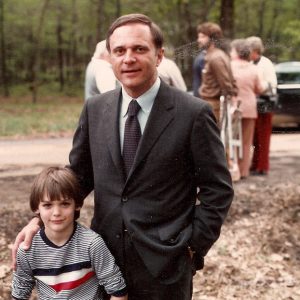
[{"xmin": 122, "ymin": 69, "xmax": 141, "ymax": 74}]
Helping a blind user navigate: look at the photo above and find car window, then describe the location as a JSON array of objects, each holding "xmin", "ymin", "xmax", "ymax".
[{"xmin": 277, "ymin": 72, "xmax": 300, "ymax": 84}]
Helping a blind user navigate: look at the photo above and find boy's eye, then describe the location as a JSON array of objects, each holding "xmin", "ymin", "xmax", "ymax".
[
  {"xmin": 42, "ymin": 203, "xmax": 52, "ymax": 208},
  {"xmin": 60, "ymin": 199, "xmax": 73, "ymax": 207}
]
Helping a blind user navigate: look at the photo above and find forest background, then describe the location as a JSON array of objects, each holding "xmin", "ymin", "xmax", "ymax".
[{"xmin": 1, "ymin": 0, "xmax": 300, "ymax": 104}]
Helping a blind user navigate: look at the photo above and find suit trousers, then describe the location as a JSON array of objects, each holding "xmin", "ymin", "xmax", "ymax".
[{"xmin": 122, "ymin": 231, "xmax": 193, "ymax": 300}]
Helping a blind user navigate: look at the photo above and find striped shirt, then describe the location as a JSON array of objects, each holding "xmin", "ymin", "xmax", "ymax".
[{"xmin": 12, "ymin": 223, "xmax": 126, "ymax": 300}]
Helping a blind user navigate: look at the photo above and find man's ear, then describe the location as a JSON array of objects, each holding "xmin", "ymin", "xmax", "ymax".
[{"xmin": 156, "ymin": 47, "xmax": 164, "ymax": 67}]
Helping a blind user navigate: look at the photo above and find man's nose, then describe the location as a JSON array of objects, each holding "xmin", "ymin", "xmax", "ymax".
[{"xmin": 123, "ymin": 50, "xmax": 136, "ymax": 63}]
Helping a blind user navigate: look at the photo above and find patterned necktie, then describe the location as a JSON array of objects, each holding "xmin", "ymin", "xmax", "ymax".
[{"xmin": 123, "ymin": 100, "xmax": 141, "ymax": 176}]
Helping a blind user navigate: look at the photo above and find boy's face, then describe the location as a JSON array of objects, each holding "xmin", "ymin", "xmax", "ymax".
[{"xmin": 36, "ymin": 195, "xmax": 79, "ymax": 243}]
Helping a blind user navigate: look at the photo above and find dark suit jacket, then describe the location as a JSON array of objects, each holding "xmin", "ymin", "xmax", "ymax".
[{"xmin": 69, "ymin": 81, "xmax": 233, "ymax": 282}]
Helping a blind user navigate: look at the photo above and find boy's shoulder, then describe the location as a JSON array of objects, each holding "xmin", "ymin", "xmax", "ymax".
[{"xmin": 75, "ymin": 223, "xmax": 102, "ymax": 241}]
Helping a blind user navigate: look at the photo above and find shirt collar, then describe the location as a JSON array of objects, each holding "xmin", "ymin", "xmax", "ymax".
[{"xmin": 121, "ymin": 77, "xmax": 161, "ymax": 117}]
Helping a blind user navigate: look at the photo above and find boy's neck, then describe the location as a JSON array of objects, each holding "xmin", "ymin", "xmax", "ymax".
[{"xmin": 44, "ymin": 222, "xmax": 76, "ymax": 247}]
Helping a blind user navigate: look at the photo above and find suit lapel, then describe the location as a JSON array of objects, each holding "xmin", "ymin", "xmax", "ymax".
[
  {"xmin": 127, "ymin": 83, "xmax": 175, "ymax": 179},
  {"xmin": 103, "ymin": 88, "xmax": 125, "ymax": 178}
]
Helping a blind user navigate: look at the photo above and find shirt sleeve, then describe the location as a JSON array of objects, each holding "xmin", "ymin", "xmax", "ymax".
[
  {"xmin": 11, "ymin": 247, "xmax": 35, "ymax": 300},
  {"xmin": 89, "ymin": 235, "xmax": 127, "ymax": 297}
]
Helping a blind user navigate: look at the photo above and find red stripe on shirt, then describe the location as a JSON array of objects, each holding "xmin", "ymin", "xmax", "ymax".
[{"xmin": 50, "ymin": 271, "xmax": 96, "ymax": 292}]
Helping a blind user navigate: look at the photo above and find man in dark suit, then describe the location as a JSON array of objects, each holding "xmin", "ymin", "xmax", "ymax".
[{"xmin": 13, "ymin": 14, "xmax": 233, "ymax": 300}]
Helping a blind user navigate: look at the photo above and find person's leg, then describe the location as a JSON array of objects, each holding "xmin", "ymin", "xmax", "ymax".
[
  {"xmin": 239, "ymin": 118, "xmax": 255, "ymax": 177},
  {"xmin": 258, "ymin": 113, "xmax": 272, "ymax": 172},
  {"xmin": 123, "ymin": 232, "xmax": 193, "ymax": 300},
  {"xmin": 251, "ymin": 113, "xmax": 272, "ymax": 174},
  {"xmin": 251, "ymin": 117, "xmax": 259, "ymax": 171}
]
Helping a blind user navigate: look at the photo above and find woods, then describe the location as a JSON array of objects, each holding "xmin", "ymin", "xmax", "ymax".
[{"xmin": 1, "ymin": 0, "xmax": 300, "ymax": 101}]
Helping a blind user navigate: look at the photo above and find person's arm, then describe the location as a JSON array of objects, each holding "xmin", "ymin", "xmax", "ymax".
[
  {"xmin": 11, "ymin": 217, "xmax": 40, "ymax": 270},
  {"xmin": 189, "ymin": 102, "xmax": 234, "ymax": 261},
  {"xmin": 211, "ymin": 56, "xmax": 237, "ymax": 97},
  {"xmin": 11, "ymin": 246, "xmax": 35, "ymax": 299},
  {"xmin": 90, "ymin": 235, "xmax": 127, "ymax": 299}
]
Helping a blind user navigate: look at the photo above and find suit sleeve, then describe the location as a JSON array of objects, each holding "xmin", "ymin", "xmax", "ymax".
[
  {"xmin": 189, "ymin": 103, "xmax": 234, "ymax": 257},
  {"xmin": 69, "ymin": 103, "xmax": 95, "ymax": 198}
]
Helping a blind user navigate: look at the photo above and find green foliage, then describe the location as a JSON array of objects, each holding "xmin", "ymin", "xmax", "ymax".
[
  {"xmin": 1, "ymin": 0, "xmax": 300, "ymax": 97},
  {"xmin": 0, "ymin": 96, "xmax": 83, "ymax": 137}
]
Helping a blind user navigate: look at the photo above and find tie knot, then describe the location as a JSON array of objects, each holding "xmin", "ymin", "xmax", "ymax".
[{"xmin": 128, "ymin": 100, "xmax": 141, "ymax": 117}]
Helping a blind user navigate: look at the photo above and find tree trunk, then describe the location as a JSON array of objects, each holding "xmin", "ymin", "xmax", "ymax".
[
  {"xmin": 96, "ymin": 0, "xmax": 105, "ymax": 42},
  {"xmin": 220, "ymin": 0, "xmax": 234, "ymax": 39},
  {"xmin": 0, "ymin": 0, "xmax": 9, "ymax": 97},
  {"xmin": 56, "ymin": 2, "xmax": 64, "ymax": 91},
  {"xmin": 115, "ymin": 0, "xmax": 121, "ymax": 18},
  {"xmin": 257, "ymin": 0, "xmax": 266, "ymax": 37},
  {"xmin": 31, "ymin": 0, "xmax": 50, "ymax": 103},
  {"xmin": 69, "ymin": 0, "xmax": 78, "ymax": 82}
]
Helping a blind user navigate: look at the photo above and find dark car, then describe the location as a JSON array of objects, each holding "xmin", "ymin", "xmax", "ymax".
[{"xmin": 273, "ymin": 61, "xmax": 300, "ymax": 127}]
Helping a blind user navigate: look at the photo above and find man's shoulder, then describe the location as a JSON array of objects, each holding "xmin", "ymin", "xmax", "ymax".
[
  {"xmin": 208, "ymin": 48, "xmax": 228, "ymax": 60},
  {"xmin": 86, "ymin": 88, "xmax": 121, "ymax": 105},
  {"xmin": 259, "ymin": 56, "xmax": 275, "ymax": 68}
]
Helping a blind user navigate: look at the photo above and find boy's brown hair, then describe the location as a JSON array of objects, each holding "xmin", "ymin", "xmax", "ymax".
[{"xmin": 30, "ymin": 166, "xmax": 83, "ymax": 220}]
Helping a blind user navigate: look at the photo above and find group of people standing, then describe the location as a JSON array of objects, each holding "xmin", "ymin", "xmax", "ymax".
[
  {"xmin": 193, "ymin": 22, "xmax": 277, "ymax": 180},
  {"xmin": 11, "ymin": 13, "xmax": 276, "ymax": 300}
]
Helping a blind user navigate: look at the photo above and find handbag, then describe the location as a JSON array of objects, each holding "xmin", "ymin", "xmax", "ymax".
[{"xmin": 257, "ymin": 83, "xmax": 278, "ymax": 113}]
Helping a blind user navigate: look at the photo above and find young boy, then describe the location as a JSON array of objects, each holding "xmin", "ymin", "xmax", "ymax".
[{"xmin": 11, "ymin": 166, "xmax": 127, "ymax": 300}]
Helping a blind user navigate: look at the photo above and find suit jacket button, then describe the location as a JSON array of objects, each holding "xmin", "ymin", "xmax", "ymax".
[
  {"xmin": 116, "ymin": 234, "xmax": 121, "ymax": 239},
  {"xmin": 122, "ymin": 196, "xmax": 128, "ymax": 202}
]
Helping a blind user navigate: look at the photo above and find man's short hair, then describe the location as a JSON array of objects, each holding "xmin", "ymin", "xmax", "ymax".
[
  {"xmin": 197, "ymin": 22, "xmax": 223, "ymax": 42},
  {"xmin": 30, "ymin": 166, "xmax": 83, "ymax": 220},
  {"xmin": 106, "ymin": 13, "xmax": 164, "ymax": 52},
  {"xmin": 246, "ymin": 36, "xmax": 264, "ymax": 55}
]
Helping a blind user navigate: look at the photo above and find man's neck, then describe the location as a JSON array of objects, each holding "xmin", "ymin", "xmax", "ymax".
[{"xmin": 207, "ymin": 43, "xmax": 216, "ymax": 53}]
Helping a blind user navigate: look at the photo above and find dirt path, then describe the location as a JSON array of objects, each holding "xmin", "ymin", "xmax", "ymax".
[{"xmin": 0, "ymin": 134, "xmax": 300, "ymax": 299}]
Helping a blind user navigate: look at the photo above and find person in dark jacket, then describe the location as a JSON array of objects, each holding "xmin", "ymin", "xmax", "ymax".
[{"xmin": 12, "ymin": 14, "xmax": 234, "ymax": 300}]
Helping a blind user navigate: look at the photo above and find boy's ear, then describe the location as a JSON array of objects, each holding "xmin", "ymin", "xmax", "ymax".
[{"xmin": 75, "ymin": 206, "xmax": 81, "ymax": 211}]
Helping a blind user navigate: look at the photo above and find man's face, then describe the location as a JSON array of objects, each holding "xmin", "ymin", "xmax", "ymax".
[
  {"xmin": 109, "ymin": 23, "xmax": 164, "ymax": 98},
  {"xmin": 249, "ymin": 50, "xmax": 260, "ymax": 62},
  {"xmin": 197, "ymin": 32, "xmax": 210, "ymax": 49}
]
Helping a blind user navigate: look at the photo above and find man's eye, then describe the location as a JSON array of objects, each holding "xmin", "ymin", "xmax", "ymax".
[
  {"xmin": 114, "ymin": 48, "xmax": 124, "ymax": 56},
  {"xmin": 136, "ymin": 47, "xmax": 146, "ymax": 53}
]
